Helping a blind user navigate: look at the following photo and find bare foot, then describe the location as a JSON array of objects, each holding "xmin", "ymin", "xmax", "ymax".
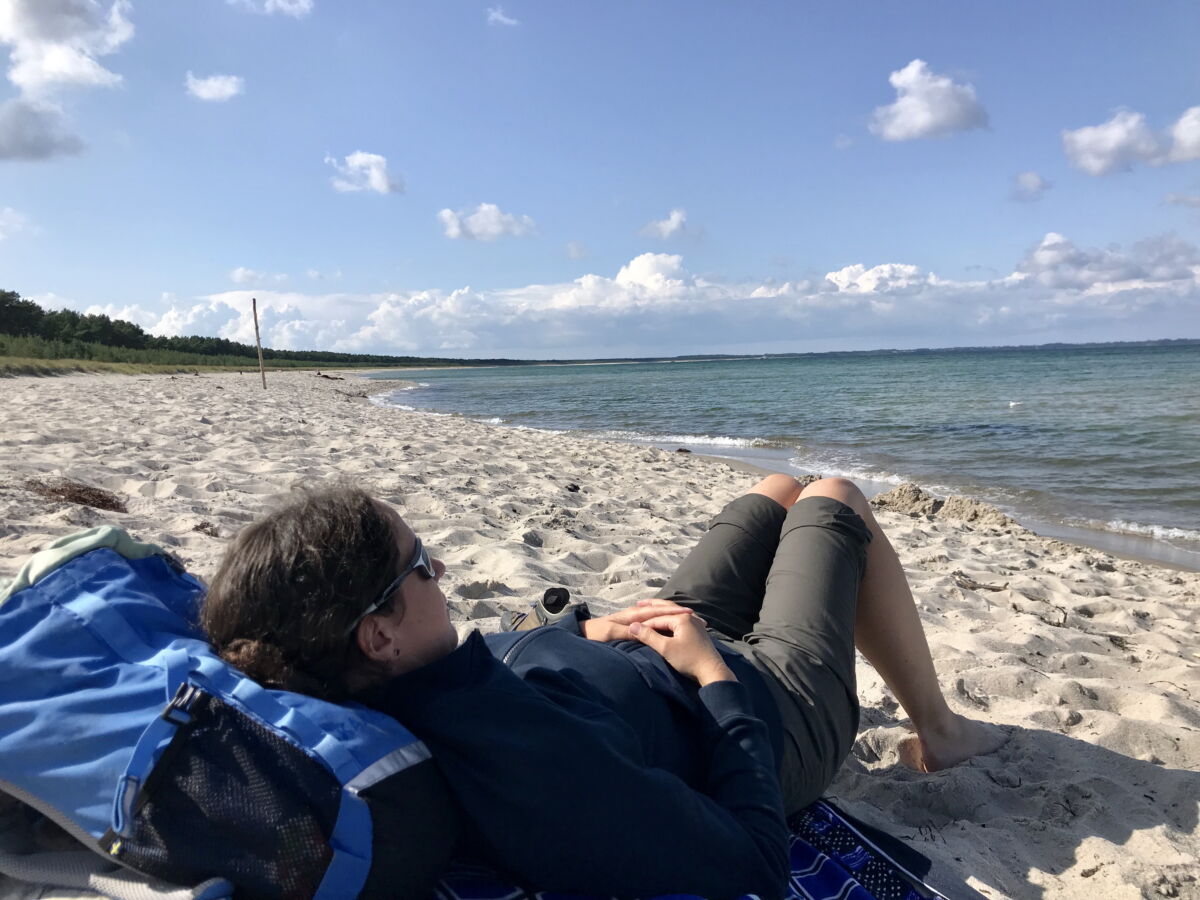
[{"xmin": 898, "ymin": 713, "xmax": 1008, "ymax": 773}]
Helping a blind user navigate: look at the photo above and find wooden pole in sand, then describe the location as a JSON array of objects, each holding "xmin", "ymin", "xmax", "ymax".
[{"xmin": 252, "ymin": 297, "xmax": 266, "ymax": 389}]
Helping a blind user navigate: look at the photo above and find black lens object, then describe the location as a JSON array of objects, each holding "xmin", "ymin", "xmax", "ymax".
[{"xmin": 542, "ymin": 587, "xmax": 571, "ymax": 614}]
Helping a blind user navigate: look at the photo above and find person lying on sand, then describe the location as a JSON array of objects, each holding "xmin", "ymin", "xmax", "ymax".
[{"xmin": 200, "ymin": 475, "xmax": 1006, "ymax": 899}]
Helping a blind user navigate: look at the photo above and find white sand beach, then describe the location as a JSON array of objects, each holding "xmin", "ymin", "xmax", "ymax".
[{"xmin": 1, "ymin": 371, "xmax": 1197, "ymax": 900}]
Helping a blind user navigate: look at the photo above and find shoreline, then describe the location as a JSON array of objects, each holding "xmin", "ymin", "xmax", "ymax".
[
  {"xmin": 1, "ymin": 370, "xmax": 1197, "ymax": 900},
  {"xmin": 362, "ymin": 379, "xmax": 1200, "ymax": 573},
  {"xmin": 686, "ymin": 447, "xmax": 1200, "ymax": 573}
]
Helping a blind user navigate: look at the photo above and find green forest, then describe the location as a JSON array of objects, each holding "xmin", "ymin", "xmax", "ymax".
[{"xmin": 0, "ymin": 290, "xmax": 523, "ymax": 369}]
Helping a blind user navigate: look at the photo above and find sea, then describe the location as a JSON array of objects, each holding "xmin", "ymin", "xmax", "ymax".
[{"xmin": 366, "ymin": 343, "xmax": 1200, "ymax": 571}]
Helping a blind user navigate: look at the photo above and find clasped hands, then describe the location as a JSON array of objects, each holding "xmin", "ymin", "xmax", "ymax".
[{"xmin": 581, "ymin": 598, "xmax": 735, "ymax": 687}]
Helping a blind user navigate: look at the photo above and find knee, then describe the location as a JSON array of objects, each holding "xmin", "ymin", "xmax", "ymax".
[
  {"xmin": 748, "ymin": 473, "xmax": 806, "ymax": 510},
  {"xmin": 798, "ymin": 477, "xmax": 869, "ymax": 517}
]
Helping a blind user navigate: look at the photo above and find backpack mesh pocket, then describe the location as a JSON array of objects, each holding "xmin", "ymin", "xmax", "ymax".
[{"xmin": 116, "ymin": 693, "xmax": 341, "ymax": 900}]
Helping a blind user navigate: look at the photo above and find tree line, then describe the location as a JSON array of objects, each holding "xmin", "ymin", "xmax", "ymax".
[{"xmin": 0, "ymin": 290, "xmax": 524, "ymax": 367}]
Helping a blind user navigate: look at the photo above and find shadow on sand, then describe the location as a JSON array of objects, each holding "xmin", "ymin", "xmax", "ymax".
[{"xmin": 831, "ymin": 724, "xmax": 1199, "ymax": 899}]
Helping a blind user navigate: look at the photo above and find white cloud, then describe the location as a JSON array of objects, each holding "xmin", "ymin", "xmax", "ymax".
[
  {"xmin": 1165, "ymin": 193, "xmax": 1200, "ymax": 208},
  {"xmin": 486, "ymin": 6, "xmax": 518, "ymax": 26},
  {"xmin": 438, "ymin": 202, "xmax": 535, "ymax": 240},
  {"xmin": 230, "ymin": 267, "xmax": 259, "ymax": 284},
  {"xmin": 230, "ymin": 266, "xmax": 287, "ymax": 285},
  {"xmin": 1013, "ymin": 231, "xmax": 1200, "ymax": 290},
  {"xmin": 185, "ymin": 71, "xmax": 244, "ymax": 102},
  {"xmin": 30, "ymin": 232, "xmax": 1200, "ymax": 358},
  {"xmin": 824, "ymin": 263, "xmax": 931, "ymax": 294},
  {"xmin": 325, "ymin": 151, "xmax": 404, "ymax": 194},
  {"xmin": 0, "ymin": 97, "xmax": 83, "ymax": 158},
  {"xmin": 566, "ymin": 241, "xmax": 587, "ymax": 260},
  {"xmin": 0, "ymin": 0, "xmax": 133, "ymax": 95},
  {"xmin": 1062, "ymin": 106, "xmax": 1200, "ymax": 175},
  {"xmin": 869, "ymin": 59, "xmax": 987, "ymax": 141},
  {"xmin": 1011, "ymin": 170, "xmax": 1051, "ymax": 202},
  {"xmin": 1166, "ymin": 106, "xmax": 1200, "ymax": 164},
  {"xmin": 614, "ymin": 253, "xmax": 686, "ymax": 293},
  {"xmin": 0, "ymin": 206, "xmax": 29, "ymax": 240},
  {"xmin": 1061, "ymin": 109, "xmax": 1162, "ymax": 176},
  {"xmin": 227, "ymin": 0, "xmax": 313, "ymax": 18},
  {"xmin": 81, "ymin": 301, "xmax": 159, "ymax": 327},
  {"xmin": 264, "ymin": 0, "xmax": 312, "ymax": 14},
  {"xmin": 0, "ymin": 0, "xmax": 132, "ymax": 158},
  {"xmin": 640, "ymin": 208, "xmax": 687, "ymax": 239}
]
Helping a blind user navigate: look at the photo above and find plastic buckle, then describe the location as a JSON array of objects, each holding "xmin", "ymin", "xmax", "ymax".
[{"xmin": 162, "ymin": 683, "xmax": 200, "ymax": 726}]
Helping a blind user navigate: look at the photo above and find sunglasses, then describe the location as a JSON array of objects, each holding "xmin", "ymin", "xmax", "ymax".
[{"xmin": 343, "ymin": 537, "xmax": 437, "ymax": 637}]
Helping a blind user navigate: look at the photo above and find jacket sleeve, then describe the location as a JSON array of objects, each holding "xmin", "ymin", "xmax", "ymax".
[{"xmin": 363, "ymin": 632, "xmax": 789, "ymax": 900}]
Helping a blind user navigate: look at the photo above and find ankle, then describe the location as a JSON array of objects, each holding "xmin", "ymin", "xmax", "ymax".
[{"xmin": 914, "ymin": 705, "xmax": 960, "ymax": 741}]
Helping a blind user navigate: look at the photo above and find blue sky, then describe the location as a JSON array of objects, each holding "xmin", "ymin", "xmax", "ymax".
[{"xmin": 2, "ymin": 0, "xmax": 1199, "ymax": 358}]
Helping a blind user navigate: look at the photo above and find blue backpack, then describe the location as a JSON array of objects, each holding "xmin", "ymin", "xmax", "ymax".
[{"xmin": 0, "ymin": 529, "xmax": 455, "ymax": 899}]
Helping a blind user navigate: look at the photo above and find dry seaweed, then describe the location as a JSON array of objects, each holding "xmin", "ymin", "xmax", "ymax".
[{"xmin": 24, "ymin": 477, "xmax": 128, "ymax": 513}]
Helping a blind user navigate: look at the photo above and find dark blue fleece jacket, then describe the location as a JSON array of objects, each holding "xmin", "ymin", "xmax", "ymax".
[{"xmin": 355, "ymin": 609, "xmax": 790, "ymax": 900}]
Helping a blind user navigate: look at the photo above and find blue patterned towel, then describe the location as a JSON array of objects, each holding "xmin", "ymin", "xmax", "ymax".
[{"xmin": 434, "ymin": 799, "xmax": 948, "ymax": 900}]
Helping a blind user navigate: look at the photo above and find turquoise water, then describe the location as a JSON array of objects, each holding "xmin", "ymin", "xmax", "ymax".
[{"xmin": 367, "ymin": 345, "xmax": 1200, "ymax": 567}]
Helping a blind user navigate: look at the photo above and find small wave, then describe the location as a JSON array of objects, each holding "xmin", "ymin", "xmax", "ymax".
[
  {"xmin": 1008, "ymin": 400, "xmax": 1023, "ymax": 408},
  {"xmin": 477, "ymin": 416, "xmax": 505, "ymax": 425},
  {"xmin": 786, "ymin": 457, "xmax": 907, "ymax": 487},
  {"xmin": 375, "ymin": 381, "xmax": 430, "ymax": 393},
  {"xmin": 511, "ymin": 424, "xmax": 569, "ymax": 435},
  {"xmin": 1100, "ymin": 519, "xmax": 1200, "ymax": 545},
  {"xmin": 595, "ymin": 429, "xmax": 768, "ymax": 448}
]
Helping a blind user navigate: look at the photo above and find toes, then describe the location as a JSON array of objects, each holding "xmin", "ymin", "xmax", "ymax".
[{"xmin": 897, "ymin": 734, "xmax": 928, "ymax": 772}]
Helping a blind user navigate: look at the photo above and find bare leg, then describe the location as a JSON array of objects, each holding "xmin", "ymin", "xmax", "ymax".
[{"xmin": 748, "ymin": 475, "xmax": 1006, "ymax": 771}]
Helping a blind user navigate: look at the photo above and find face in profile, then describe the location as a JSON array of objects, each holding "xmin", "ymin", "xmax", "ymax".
[{"xmin": 357, "ymin": 502, "xmax": 458, "ymax": 675}]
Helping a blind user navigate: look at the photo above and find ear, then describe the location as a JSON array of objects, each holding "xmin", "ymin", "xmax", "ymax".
[{"xmin": 355, "ymin": 615, "xmax": 396, "ymax": 664}]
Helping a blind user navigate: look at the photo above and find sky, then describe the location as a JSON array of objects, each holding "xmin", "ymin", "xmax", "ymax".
[{"xmin": 1, "ymin": 0, "xmax": 1199, "ymax": 359}]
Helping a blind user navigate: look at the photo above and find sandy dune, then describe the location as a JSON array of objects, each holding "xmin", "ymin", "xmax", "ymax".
[{"xmin": 1, "ymin": 371, "xmax": 1197, "ymax": 899}]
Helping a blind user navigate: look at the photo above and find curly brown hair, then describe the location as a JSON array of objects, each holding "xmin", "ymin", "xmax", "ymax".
[{"xmin": 200, "ymin": 485, "xmax": 404, "ymax": 700}]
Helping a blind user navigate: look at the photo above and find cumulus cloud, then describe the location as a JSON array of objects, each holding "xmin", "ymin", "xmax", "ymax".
[
  {"xmin": 185, "ymin": 71, "xmax": 244, "ymax": 102},
  {"xmin": 81, "ymin": 301, "xmax": 160, "ymax": 328},
  {"xmin": 1011, "ymin": 170, "xmax": 1051, "ymax": 202},
  {"xmin": 0, "ymin": 0, "xmax": 133, "ymax": 95},
  {"xmin": 0, "ymin": 206, "xmax": 28, "ymax": 240},
  {"xmin": 1166, "ymin": 106, "xmax": 1200, "ymax": 164},
  {"xmin": 63, "ymin": 229, "xmax": 1195, "ymax": 358},
  {"xmin": 640, "ymin": 208, "xmax": 687, "ymax": 239},
  {"xmin": 227, "ymin": 0, "xmax": 314, "ymax": 17},
  {"xmin": 438, "ymin": 202, "xmax": 535, "ymax": 240},
  {"xmin": 325, "ymin": 151, "xmax": 404, "ymax": 194},
  {"xmin": 1165, "ymin": 193, "xmax": 1200, "ymax": 208},
  {"xmin": 0, "ymin": 0, "xmax": 132, "ymax": 159},
  {"xmin": 0, "ymin": 97, "xmax": 82, "ymax": 158},
  {"xmin": 1013, "ymin": 231, "xmax": 1200, "ymax": 290},
  {"xmin": 486, "ymin": 6, "xmax": 518, "ymax": 26},
  {"xmin": 1061, "ymin": 109, "xmax": 1162, "ymax": 175},
  {"xmin": 1062, "ymin": 106, "xmax": 1200, "ymax": 175},
  {"xmin": 824, "ymin": 263, "xmax": 932, "ymax": 294},
  {"xmin": 869, "ymin": 59, "xmax": 987, "ymax": 141}
]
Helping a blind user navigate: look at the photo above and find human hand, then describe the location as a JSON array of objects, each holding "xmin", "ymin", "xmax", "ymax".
[
  {"xmin": 581, "ymin": 599, "xmax": 703, "ymax": 643},
  {"xmin": 628, "ymin": 612, "xmax": 735, "ymax": 687}
]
